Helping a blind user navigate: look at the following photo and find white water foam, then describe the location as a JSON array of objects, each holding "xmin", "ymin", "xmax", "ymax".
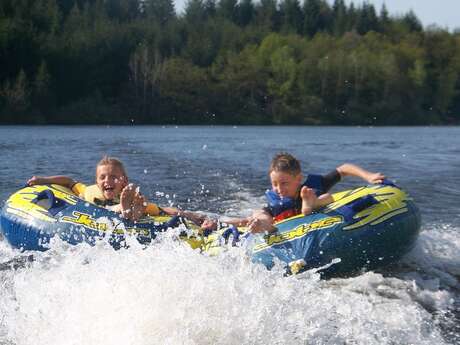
[
  {"xmin": 215, "ymin": 180, "xmax": 266, "ymax": 218},
  {"xmin": 1, "ymin": 183, "xmax": 457, "ymax": 345},
  {"xmin": 404, "ymin": 224, "xmax": 460, "ymax": 289},
  {"xmin": 0, "ymin": 229, "xmax": 453, "ymax": 345}
]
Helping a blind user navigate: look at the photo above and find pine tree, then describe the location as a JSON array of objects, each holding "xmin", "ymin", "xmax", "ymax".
[
  {"xmin": 238, "ymin": 0, "xmax": 255, "ymax": 27},
  {"xmin": 379, "ymin": 3, "xmax": 389, "ymax": 33},
  {"xmin": 254, "ymin": 0, "xmax": 279, "ymax": 31},
  {"xmin": 332, "ymin": 0, "xmax": 346, "ymax": 35},
  {"xmin": 356, "ymin": 2, "xmax": 379, "ymax": 35},
  {"xmin": 144, "ymin": 0, "xmax": 176, "ymax": 24},
  {"xmin": 402, "ymin": 10, "xmax": 422, "ymax": 32},
  {"xmin": 303, "ymin": 0, "xmax": 321, "ymax": 37},
  {"xmin": 1, "ymin": 69, "xmax": 30, "ymax": 114},
  {"xmin": 184, "ymin": 0, "xmax": 207, "ymax": 22},
  {"xmin": 33, "ymin": 60, "xmax": 53, "ymax": 112},
  {"xmin": 217, "ymin": 0, "xmax": 238, "ymax": 23},
  {"xmin": 279, "ymin": 0, "xmax": 303, "ymax": 34}
]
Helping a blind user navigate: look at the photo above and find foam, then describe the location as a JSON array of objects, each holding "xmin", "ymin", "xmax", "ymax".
[{"xmin": 0, "ymin": 231, "xmax": 452, "ymax": 345}]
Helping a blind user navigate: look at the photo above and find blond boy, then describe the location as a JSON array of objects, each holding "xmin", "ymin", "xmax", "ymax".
[{"xmin": 28, "ymin": 156, "xmax": 161, "ymax": 221}]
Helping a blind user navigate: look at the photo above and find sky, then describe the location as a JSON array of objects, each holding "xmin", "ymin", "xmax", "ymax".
[
  {"xmin": 343, "ymin": 0, "xmax": 459, "ymax": 30},
  {"xmin": 173, "ymin": 0, "xmax": 460, "ymax": 30}
]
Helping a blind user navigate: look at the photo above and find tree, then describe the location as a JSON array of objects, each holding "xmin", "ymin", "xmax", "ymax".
[
  {"xmin": 1, "ymin": 69, "xmax": 30, "ymax": 116},
  {"xmin": 279, "ymin": 0, "xmax": 303, "ymax": 34},
  {"xmin": 33, "ymin": 60, "xmax": 53, "ymax": 113},
  {"xmin": 303, "ymin": 0, "xmax": 331, "ymax": 37},
  {"xmin": 30, "ymin": 0, "xmax": 62, "ymax": 35},
  {"xmin": 157, "ymin": 58, "xmax": 212, "ymax": 123},
  {"xmin": 203, "ymin": 0, "xmax": 216, "ymax": 17},
  {"xmin": 144, "ymin": 0, "xmax": 176, "ymax": 24},
  {"xmin": 105, "ymin": 0, "xmax": 140, "ymax": 22},
  {"xmin": 303, "ymin": 0, "xmax": 321, "ymax": 37},
  {"xmin": 184, "ymin": 0, "xmax": 207, "ymax": 23},
  {"xmin": 254, "ymin": 0, "xmax": 279, "ymax": 31},
  {"xmin": 332, "ymin": 0, "xmax": 347, "ymax": 36},
  {"xmin": 128, "ymin": 44, "xmax": 165, "ymax": 120},
  {"xmin": 356, "ymin": 2, "xmax": 379, "ymax": 35},
  {"xmin": 55, "ymin": 0, "xmax": 76, "ymax": 17},
  {"xmin": 213, "ymin": 45, "xmax": 269, "ymax": 123},
  {"xmin": 402, "ymin": 10, "xmax": 423, "ymax": 32},
  {"xmin": 217, "ymin": 0, "xmax": 238, "ymax": 23},
  {"xmin": 237, "ymin": 0, "xmax": 254, "ymax": 27},
  {"xmin": 379, "ymin": 4, "xmax": 390, "ymax": 33}
]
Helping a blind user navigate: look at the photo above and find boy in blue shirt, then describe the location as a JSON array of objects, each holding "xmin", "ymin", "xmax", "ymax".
[{"xmin": 211, "ymin": 152, "xmax": 384, "ymax": 234}]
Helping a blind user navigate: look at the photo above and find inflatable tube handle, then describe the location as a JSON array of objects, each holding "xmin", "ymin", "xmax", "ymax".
[
  {"xmin": 380, "ymin": 179, "xmax": 398, "ymax": 188},
  {"xmin": 222, "ymin": 225, "xmax": 240, "ymax": 246},
  {"xmin": 334, "ymin": 195, "xmax": 379, "ymax": 222},
  {"xmin": 32, "ymin": 189, "xmax": 68, "ymax": 216},
  {"xmin": 154, "ymin": 215, "xmax": 182, "ymax": 233}
]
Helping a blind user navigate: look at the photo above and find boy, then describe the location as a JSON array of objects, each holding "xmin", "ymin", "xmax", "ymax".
[
  {"xmin": 247, "ymin": 152, "xmax": 385, "ymax": 233},
  {"xmin": 28, "ymin": 156, "xmax": 172, "ymax": 221}
]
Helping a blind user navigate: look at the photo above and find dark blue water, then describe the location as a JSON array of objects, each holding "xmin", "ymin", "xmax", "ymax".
[
  {"xmin": 0, "ymin": 126, "xmax": 459, "ymax": 344},
  {"xmin": 1, "ymin": 126, "xmax": 459, "ymax": 224}
]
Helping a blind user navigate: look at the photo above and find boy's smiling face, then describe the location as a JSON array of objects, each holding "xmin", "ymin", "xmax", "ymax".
[
  {"xmin": 270, "ymin": 170, "xmax": 302, "ymax": 199},
  {"xmin": 96, "ymin": 164, "xmax": 127, "ymax": 200}
]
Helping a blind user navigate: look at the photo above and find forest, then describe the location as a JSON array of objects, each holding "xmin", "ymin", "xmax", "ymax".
[{"xmin": 1, "ymin": 0, "xmax": 460, "ymax": 125}]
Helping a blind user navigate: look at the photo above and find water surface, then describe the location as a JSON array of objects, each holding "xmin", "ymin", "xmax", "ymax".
[{"xmin": 0, "ymin": 126, "xmax": 458, "ymax": 344}]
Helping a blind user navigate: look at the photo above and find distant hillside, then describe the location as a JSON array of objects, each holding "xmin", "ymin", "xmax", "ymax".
[{"xmin": 1, "ymin": 0, "xmax": 459, "ymax": 125}]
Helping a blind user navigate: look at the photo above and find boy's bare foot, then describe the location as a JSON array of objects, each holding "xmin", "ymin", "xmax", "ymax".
[
  {"xmin": 120, "ymin": 184, "xmax": 136, "ymax": 220},
  {"xmin": 131, "ymin": 191, "xmax": 147, "ymax": 222},
  {"xmin": 300, "ymin": 186, "xmax": 317, "ymax": 215}
]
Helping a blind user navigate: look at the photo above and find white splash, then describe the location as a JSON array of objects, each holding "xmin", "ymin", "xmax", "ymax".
[{"xmin": 0, "ymin": 229, "xmax": 452, "ymax": 345}]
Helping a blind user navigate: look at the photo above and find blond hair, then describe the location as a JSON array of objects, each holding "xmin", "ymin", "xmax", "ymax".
[
  {"xmin": 96, "ymin": 156, "xmax": 128, "ymax": 178},
  {"xmin": 269, "ymin": 152, "xmax": 301, "ymax": 176}
]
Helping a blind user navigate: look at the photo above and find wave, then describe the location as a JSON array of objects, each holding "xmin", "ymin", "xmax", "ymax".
[{"xmin": 0, "ymin": 227, "xmax": 456, "ymax": 345}]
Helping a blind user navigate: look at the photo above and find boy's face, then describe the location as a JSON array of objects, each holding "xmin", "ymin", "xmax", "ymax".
[
  {"xmin": 96, "ymin": 164, "xmax": 127, "ymax": 200},
  {"xmin": 270, "ymin": 170, "xmax": 302, "ymax": 199}
]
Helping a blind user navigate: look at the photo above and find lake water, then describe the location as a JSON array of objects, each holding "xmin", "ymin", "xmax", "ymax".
[{"xmin": 0, "ymin": 126, "xmax": 458, "ymax": 345}]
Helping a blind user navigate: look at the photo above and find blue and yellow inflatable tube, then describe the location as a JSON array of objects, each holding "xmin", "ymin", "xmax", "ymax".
[
  {"xmin": 199, "ymin": 182, "xmax": 421, "ymax": 277},
  {"xmin": 1, "ymin": 182, "xmax": 421, "ymax": 277},
  {"xmin": 0, "ymin": 184, "xmax": 182, "ymax": 251}
]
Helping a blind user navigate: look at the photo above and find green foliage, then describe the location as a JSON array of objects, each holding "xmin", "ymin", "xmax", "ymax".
[
  {"xmin": 184, "ymin": 0, "xmax": 208, "ymax": 23},
  {"xmin": 157, "ymin": 58, "xmax": 213, "ymax": 123},
  {"xmin": 237, "ymin": 0, "xmax": 254, "ymax": 27},
  {"xmin": 144, "ymin": 0, "xmax": 176, "ymax": 24},
  {"xmin": 254, "ymin": 0, "xmax": 279, "ymax": 31},
  {"xmin": 0, "ymin": 0, "xmax": 459, "ymax": 124},
  {"xmin": 279, "ymin": 0, "xmax": 303, "ymax": 34}
]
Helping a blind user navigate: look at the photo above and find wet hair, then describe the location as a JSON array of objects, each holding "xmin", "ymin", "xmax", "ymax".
[
  {"xmin": 96, "ymin": 156, "xmax": 128, "ymax": 178},
  {"xmin": 269, "ymin": 152, "xmax": 301, "ymax": 176}
]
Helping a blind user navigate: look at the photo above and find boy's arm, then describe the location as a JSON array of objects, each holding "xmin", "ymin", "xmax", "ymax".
[
  {"xmin": 220, "ymin": 217, "xmax": 250, "ymax": 228},
  {"xmin": 27, "ymin": 175, "xmax": 76, "ymax": 189},
  {"xmin": 336, "ymin": 163, "xmax": 385, "ymax": 184},
  {"xmin": 161, "ymin": 207, "xmax": 210, "ymax": 226},
  {"xmin": 179, "ymin": 211, "xmax": 249, "ymax": 229}
]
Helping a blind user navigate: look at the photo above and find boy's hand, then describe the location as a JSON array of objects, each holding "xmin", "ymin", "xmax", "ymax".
[
  {"xmin": 201, "ymin": 218, "xmax": 218, "ymax": 231},
  {"xmin": 248, "ymin": 217, "xmax": 275, "ymax": 233},
  {"xmin": 365, "ymin": 172, "xmax": 385, "ymax": 184},
  {"xmin": 27, "ymin": 176, "xmax": 47, "ymax": 186}
]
